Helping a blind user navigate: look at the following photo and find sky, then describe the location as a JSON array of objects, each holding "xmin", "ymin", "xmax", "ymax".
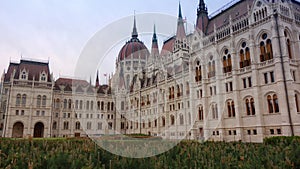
[{"xmin": 0, "ymin": 0, "xmax": 233, "ymax": 84}]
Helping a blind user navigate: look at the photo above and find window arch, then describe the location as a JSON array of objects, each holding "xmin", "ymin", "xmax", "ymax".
[
  {"xmin": 68, "ymin": 99, "xmax": 72, "ymax": 109},
  {"xmin": 240, "ymin": 41, "xmax": 251, "ymax": 68},
  {"xmin": 170, "ymin": 115, "xmax": 175, "ymax": 125},
  {"xmin": 42, "ymin": 95, "xmax": 46, "ymax": 107},
  {"xmin": 260, "ymin": 33, "xmax": 273, "ymax": 62},
  {"xmin": 37, "ymin": 95, "xmax": 41, "ymax": 107},
  {"xmin": 52, "ymin": 121, "xmax": 57, "ymax": 130},
  {"xmin": 161, "ymin": 116, "xmax": 166, "ymax": 127},
  {"xmin": 227, "ymin": 100, "xmax": 236, "ymax": 118},
  {"xmin": 208, "ymin": 56, "xmax": 216, "ymax": 78},
  {"xmin": 148, "ymin": 119, "xmax": 151, "ymax": 128},
  {"xmin": 55, "ymin": 99, "xmax": 60, "ymax": 109},
  {"xmin": 222, "ymin": 49, "xmax": 232, "ymax": 73},
  {"xmin": 63, "ymin": 99, "xmax": 67, "ymax": 109},
  {"xmin": 195, "ymin": 60, "xmax": 202, "ymax": 82},
  {"xmin": 267, "ymin": 94, "xmax": 279, "ymax": 113},
  {"xmin": 245, "ymin": 97, "xmax": 255, "ymax": 115},
  {"xmin": 198, "ymin": 105, "xmax": 204, "ymax": 121},
  {"xmin": 285, "ymin": 30, "xmax": 293, "ymax": 59},
  {"xmin": 22, "ymin": 94, "xmax": 27, "ymax": 106},
  {"xmin": 295, "ymin": 93, "xmax": 300, "ymax": 112},
  {"xmin": 75, "ymin": 121, "xmax": 80, "ymax": 130},
  {"xmin": 179, "ymin": 114, "xmax": 184, "ymax": 125},
  {"xmin": 63, "ymin": 121, "xmax": 69, "ymax": 130},
  {"xmin": 16, "ymin": 94, "xmax": 21, "ymax": 106},
  {"xmin": 211, "ymin": 103, "xmax": 218, "ymax": 119}
]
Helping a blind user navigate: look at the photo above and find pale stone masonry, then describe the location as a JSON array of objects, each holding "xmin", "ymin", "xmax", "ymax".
[{"xmin": 0, "ymin": 0, "xmax": 300, "ymax": 142}]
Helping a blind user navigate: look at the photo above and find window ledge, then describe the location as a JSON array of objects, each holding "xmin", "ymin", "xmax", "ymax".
[
  {"xmin": 242, "ymin": 115, "xmax": 256, "ymax": 118},
  {"xmin": 263, "ymin": 113, "xmax": 281, "ymax": 116}
]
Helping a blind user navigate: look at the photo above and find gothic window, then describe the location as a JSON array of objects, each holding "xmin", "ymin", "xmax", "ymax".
[
  {"xmin": 36, "ymin": 95, "xmax": 41, "ymax": 107},
  {"xmin": 211, "ymin": 103, "xmax": 218, "ymax": 119},
  {"xmin": 260, "ymin": 33, "xmax": 273, "ymax": 62},
  {"xmin": 22, "ymin": 94, "xmax": 27, "ymax": 106},
  {"xmin": 162, "ymin": 116, "xmax": 166, "ymax": 127},
  {"xmin": 285, "ymin": 31, "xmax": 293, "ymax": 59},
  {"xmin": 179, "ymin": 114, "xmax": 184, "ymax": 125},
  {"xmin": 16, "ymin": 94, "xmax": 21, "ymax": 106},
  {"xmin": 52, "ymin": 121, "xmax": 57, "ymax": 130},
  {"xmin": 245, "ymin": 97, "xmax": 255, "ymax": 115},
  {"xmin": 40, "ymin": 73, "xmax": 47, "ymax": 81},
  {"xmin": 98, "ymin": 122, "xmax": 102, "ymax": 130},
  {"xmin": 101, "ymin": 101, "xmax": 104, "ymax": 110},
  {"xmin": 87, "ymin": 122, "xmax": 92, "ymax": 130},
  {"xmin": 240, "ymin": 42, "xmax": 251, "ymax": 68},
  {"xmin": 75, "ymin": 122, "xmax": 81, "ymax": 130},
  {"xmin": 198, "ymin": 105, "xmax": 204, "ymax": 121},
  {"xmin": 186, "ymin": 82, "xmax": 190, "ymax": 95},
  {"xmin": 63, "ymin": 121, "xmax": 69, "ymax": 130},
  {"xmin": 42, "ymin": 95, "xmax": 46, "ymax": 107},
  {"xmin": 208, "ymin": 56, "xmax": 216, "ymax": 78},
  {"xmin": 111, "ymin": 102, "xmax": 114, "ymax": 111},
  {"xmin": 63, "ymin": 99, "xmax": 67, "ymax": 109},
  {"xmin": 148, "ymin": 120, "xmax": 151, "ymax": 128},
  {"xmin": 195, "ymin": 60, "xmax": 202, "ymax": 82},
  {"xmin": 170, "ymin": 115, "xmax": 175, "ymax": 125},
  {"xmin": 90, "ymin": 101, "xmax": 93, "ymax": 110},
  {"xmin": 68, "ymin": 99, "xmax": 72, "ymax": 109},
  {"xmin": 55, "ymin": 99, "xmax": 60, "ymax": 109},
  {"xmin": 86, "ymin": 101, "xmax": 90, "ymax": 110},
  {"xmin": 227, "ymin": 100, "xmax": 236, "ymax": 118},
  {"xmin": 295, "ymin": 93, "xmax": 300, "ymax": 112},
  {"xmin": 20, "ymin": 70, "xmax": 27, "ymax": 80},
  {"xmin": 223, "ymin": 49, "xmax": 232, "ymax": 73},
  {"xmin": 267, "ymin": 94, "xmax": 279, "ymax": 113}
]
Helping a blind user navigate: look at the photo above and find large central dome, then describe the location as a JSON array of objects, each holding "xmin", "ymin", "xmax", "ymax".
[{"xmin": 118, "ymin": 16, "xmax": 149, "ymax": 61}]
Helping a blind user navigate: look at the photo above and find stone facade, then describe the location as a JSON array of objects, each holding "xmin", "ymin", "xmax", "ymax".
[{"xmin": 0, "ymin": 0, "xmax": 300, "ymax": 142}]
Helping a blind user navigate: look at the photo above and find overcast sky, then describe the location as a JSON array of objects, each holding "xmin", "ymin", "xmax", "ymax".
[{"xmin": 0, "ymin": 0, "xmax": 233, "ymax": 83}]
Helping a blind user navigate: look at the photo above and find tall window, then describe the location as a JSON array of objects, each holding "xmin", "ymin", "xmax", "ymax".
[
  {"xmin": 98, "ymin": 122, "xmax": 102, "ymax": 130},
  {"xmin": 198, "ymin": 105, "xmax": 204, "ymax": 121},
  {"xmin": 212, "ymin": 104, "xmax": 218, "ymax": 119},
  {"xmin": 86, "ymin": 101, "xmax": 90, "ymax": 110},
  {"xmin": 179, "ymin": 114, "xmax": 184, "ymax": 125},
  {"xmin": 170, "ymin": 115, "xmax": 175, "ymax": 125},
  {"xmin": 195, "ymin": 60, "xmax": 202, "ymax": 82},
  {"xmin": 162, "ymin": 116, "xmax": 166, "ymax": 127},
  {"xmin": 16, "ymin": 94, "xmax": 21, "ymax": 106},
  {"xmin": 246, "ymin": 98, "xmax": 255, "ymax": 115},
  {"xmin": 260, "ymin": 33, "xmax": 273, "ymax": 62},
  {"xmin": 223, "ymin": 49, "xmax": 232, "ymax": 73},
  {"xmin": 240, "ymin": 42, "xmax": 251, "ymax": 68},
  {"xmin": 208, "ymin": 56, "xmax": 216, "ymax": 78},
  {"xmin": 75, "ymin": 122, "xmax": 81, "ymax": 130},
  {"xmin": 22, "ymin": 94, "xmax": 27, "ymax": 106},
  {"xmin": 227, "ymin": 100, "xmax": 236, "ymax": 118},
  {"xmin": 295, "ymin": 93, "xmax": 299, "ymax": 112},
  {"xmin": 68, "ymin": 99, "xmax": 72, "ymax": 109},
  {"xmin": 267, "ymin": 94, "xmax": 279, "ymax": 113},
  {"xmin": 63, "ymin": 121, "xmax": 69, "ymax": 130},
  {"xmin": 42, "ymin": 95, "xmax": 46, "ymax": 107},
  {"xmin": 87, "ymin": 122, "xmax": 92, "ymax": 130},
  {"xmin": 36, "ymin": 95, "xmax": 41, "ymax": 107},
  {"xmin": 52, "ymin": 121, "xmax": 57, "ymax": 130},
  {"xmin": 285, "ymin": 30, "xmax": 293, "ymax": 59}
]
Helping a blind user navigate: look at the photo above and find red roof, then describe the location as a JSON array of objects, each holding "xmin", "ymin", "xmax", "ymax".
[
  {"xmin": 161, "ymin": 37, "xmax": 175, "ymax": 56},
  {"xmin": 118, "ymin": 38, "xmax": 149, "ymax": 61},
  {"xmin": 4, "ymin": 59, "xmax": 51, "ymax": 82}
]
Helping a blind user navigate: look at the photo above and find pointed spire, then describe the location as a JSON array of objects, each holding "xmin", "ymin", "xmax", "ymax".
[
  {"xmin": 198, "ymin": 0, "xmax": 207, "ymax": 15},
  {"xmin": 132, "ymin": 13, "xmax": 138, "ymax": 39},
  {"xmin": 196, "ymin": 0, "xmax": 209, "ymax": 33},
  {"xmin": 95, "ymin": 70, "xmax": 100, "ymax": 87},
  {"xmin": 176, "ymin": 2, "xmax": 186, "ymax": 40},
  {"xmin": 151, "ymin": 24, "xmax": 159, "ymax": 58},
  {"xmin": 178, "ymin": 2, "xmax": 183, "ymax": 19}
]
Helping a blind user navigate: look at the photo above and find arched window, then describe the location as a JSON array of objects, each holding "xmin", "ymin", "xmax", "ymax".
[
  {"xmin": 79, "ymin": 100, "xmax": 83, "ymax": 110},
  {"xmin": 267, "ymin": 94, "xmax": 279, "ymax": 113},
  {"xmin": 107, "ymin": 102, "xmax": 111, "ymax": 111},
  {"xmin": 240, "ymin": 42, "xmax": 251, "ymax": 68},
  {"xmin": 52, "ymin": 121, "xmax": 57, "ymax": 130},
  {"xmin": 260, "ymin": 33, "xmax": 273, "ymax": 62},
  {"xmin": 177, "ymin": 85, "xmax": 180, "ymax": 97},
  {"xmin": 148, "ymin": 120, "xmax": 151, "ymax": 128},
  {"xmin": 98, "ymin": 122, "xmax": 102, "ymax": 130},
  {"xmin": 22, "ymin": 94, "xmax": 27, "ymax": 106},
  {"xmin": 86, "ymin": 101, "xmax": 90, "ymax": 110},
  {"xmin": 90, "ymin": 101, "xmax": 94, "ymax": 110},
  {"xmin": 63, "ymin": 121, "xmax": 69, "ymax": 130},
  {"xmin": 55, "ymin": 99, "xmax": 60, "ymax": 109},
  {"xmin": 245, "ymin": 98, "xmax": 255, "ymax": 115},
  {"xmin": 170, "ymin": 115, "xmax": 175, "ymax": 125},
  {"xmin": 195, "ymin": 60, "xmax": 202, "ymax": 82},
  {"xmin": 16, "ymin": 94, "xmax": 21, "ymax": 106},
  {"xmin": 42, "ymin": 95, "xmax": 46, "ymax": 107},
  {"xmin": 179, "ymin": 114, "xmax": 184, "ymax": 125},
  {"xmin": 208, "ymin": 56, "xmax": 216, "ymax": 78},
  {"xmin": 295, "ymin": 93, "xmax": 299, "ymax": 112},
  {"xmin": 101, "ymin": 101, "xmax": 104, "ymax": 110},
  {"xmin": 111, "ymin": 102, "xmax": 114, "ymax": 111},
  {"xmin": 75, "ymin": 121, "xmax": 80, "ymax": 130},
  {"xmin": 212, "ymin": 104, "xmax": 218, "ymax": 119},
  {"xmin": 68, "ymin": 99, "xmax": 72, "ymax": 109},
  {"xmin": 223, "ymin": 49, "xmax": 232, "ymax": 73},
  {"xmin": 198, "ymin": 105, "xmax": 204, "ymax": 121},
  {"xmin": 162, "ymin": 116, "xmax": 166, "ymax": 127},
  {"xmin": 142, "ymin": 120, "xmax": 145, "ymax": 128},
  {"xmin": 36, "ymin": 95, "xmax": 41, "ymax": 107},
  {"xmin": 227, "ymin": 100, "xmax": 236, "ymax": 118},
  {"xmin": 285, "ymin": 31, "xmax": 293, "ymax": 59}
]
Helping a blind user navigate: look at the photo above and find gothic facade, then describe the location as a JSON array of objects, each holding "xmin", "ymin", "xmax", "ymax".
[{"xmin": 1, "ymin": 0, "xmax": 300, "ymax": 142}]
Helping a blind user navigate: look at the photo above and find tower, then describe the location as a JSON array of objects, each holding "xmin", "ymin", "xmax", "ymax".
[{"xmin": 196, "ymin": 0, "xmax": 209, "ymax": 34}]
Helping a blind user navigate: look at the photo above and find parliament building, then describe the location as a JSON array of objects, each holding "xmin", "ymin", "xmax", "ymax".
[{"xmin": 1, "ymin": 0, "xmax": 300, "ymax": 142}]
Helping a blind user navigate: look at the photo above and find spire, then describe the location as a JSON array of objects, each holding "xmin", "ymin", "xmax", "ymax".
[
  {"xmin": 151, "ymin": 24, "xmax": 159, "ymax": 57},
  {"xmin": 196, "ymin": 0, "xmax": 209, "ymax": 33},
  {"xmin": 178, "ymin": 2, "xmax": 183, "ymax": 19},
  {"xmin": 132, "ymin": 13, "xmax": 138, "ymax": 39},
  {"xmin": 176, "ymin": 2, "xmax": 186, "ymax": 40},
  {"xmin": 95, "ymin": 70, "xmax": 100, "ymax": 87}
]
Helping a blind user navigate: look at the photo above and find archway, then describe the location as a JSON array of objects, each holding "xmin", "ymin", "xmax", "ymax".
[
  {"xmin": 34, "ymin": 122, "xmax": 44, "ymax": 138},
  {"xmin": 12, "ymin": 122, "xmax": 24, "ymax": 138}
]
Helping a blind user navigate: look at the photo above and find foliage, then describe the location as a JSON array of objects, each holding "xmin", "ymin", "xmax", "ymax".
[{"xmin": 0, "ymin": 137, "xmax": 299, "ymax": 169}]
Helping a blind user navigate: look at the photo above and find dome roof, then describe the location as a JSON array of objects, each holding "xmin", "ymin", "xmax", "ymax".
[
  {"xmin": 118, "ymin": 38, "xmax": 149, "ymax": 61},
  {"xmin": 118, "ymin": 15, "xmax": 149, "ymax": 62}
]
